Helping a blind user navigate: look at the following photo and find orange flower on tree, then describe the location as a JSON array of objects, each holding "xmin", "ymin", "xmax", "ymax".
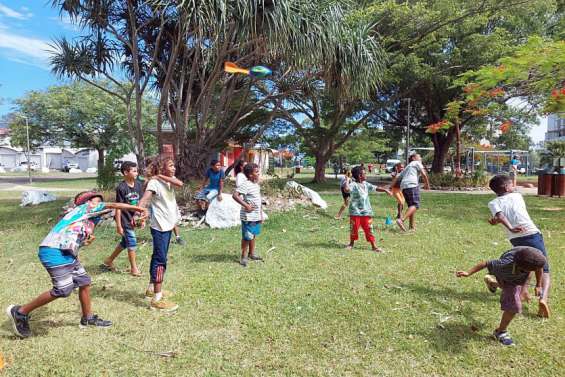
[
  {"xmin": 488, "ymin": 88, "xmax": 505, "ymax": 97},
  {"xmin": 425, "ymin": 120, "xmax": 449, "ymax": 134},
  {"xmin": 499, "ymin": 121, "xmax": 512, "ymax": 133}
]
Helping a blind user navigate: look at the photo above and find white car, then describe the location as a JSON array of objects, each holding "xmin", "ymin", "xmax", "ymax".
[
  {"xmin": 15, "ymin": 161, "xmax": 39, "ymax": 172},
  {"xmin": 62, "ymin": 162, "xmax": 80, "ymax": 172}
]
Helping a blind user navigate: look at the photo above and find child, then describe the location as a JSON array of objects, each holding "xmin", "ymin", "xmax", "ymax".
[
  {"xmin": 335, "ymin": 169, "xmax": 352, "ymax": 220},
  {"xmin": 456, "ymin": 246, "xmax": 546, "ymax": 346},
  {"xmin": 196, "ymin": 159, "xmax": 225, "ymax": 212},
  {"xmin": 6, "ymin": 191, "xmax": 147, "ymax": 338},
  {"xmin": 343, "ymin": 165, "xmax": 391, "ymax": 252},
  {"xmin": 390, "ymin": 162, "xmax": 405, "ymax": 219},
  {"xmin": 234, "ymin": 159, "xmax": 248, "ymax": 189},
  {"xmin": 232, "ymin": 163, "xmax": 263, "ymax": 267},
  {"xmin": 102, "ymin": 161, "xmax": 144, "ymax": 276},
  {"xmin": 395, "ymin": 153, "xmax": 430, "ymax": 232},
  {"xmin": 139, "ymin": 155, "xmax": 183, "ymax": 312},
  {"xmin": 487, "ymin": 174, "xmax": 551, "ymax": 317}
]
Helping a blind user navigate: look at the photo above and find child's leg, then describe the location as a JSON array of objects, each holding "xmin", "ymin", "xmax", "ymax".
[
  {"xmin": 496, "ymin": 310, "xmax": 516, "ymax": 333},
  {"xmin": 149, "ymin": 228, "xmax": 172, "ymax": 295},
  {"xmin": 396, "ymin": 202, "xmax": 403, "ymax": 219},
  {"xmin": 336, "ymin": 198, "xmax": 349, "ymax": 219},
  {"xmin": 18, "ymin": 291, "xmax": 57, "ymax": 315},
  {"xmin": 349, "ymin": 216, "xmax": 360, "ymax": 247},
  {"xmin": 78, "ymin": 285, "xmax": 92, "ymax": 318},
  {"xmin": 241, "ymin": 239, "xmax": 250, "ymax": 259},
  {"xmin": 360, "ymin": 217, "xmax": 378, "ymax": 251},
  {"xmin": 408, "ymin": 212, "xmax": 416, "ymax": 230},
  {"xmin": 249, "ymin": 239, "xmax": 256, "ymax": 256},
  {"xmin": 127, "ymin": 249, "xmax": 139, "ymax": 275},
  {"xmin": 104, "ymin": 244, "xmax": 124, "ymax": 267},
  {"xmin": 173, "ymin": 226, "xmax": 179, "ymax": 238}
]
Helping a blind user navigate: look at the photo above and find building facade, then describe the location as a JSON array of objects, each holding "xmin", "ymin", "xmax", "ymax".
[{"xmin": 545, "ymin": 114, "xmax": 565, "ymax": 142}]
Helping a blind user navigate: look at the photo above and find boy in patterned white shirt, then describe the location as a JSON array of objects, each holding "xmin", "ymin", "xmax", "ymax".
[{"xmin": 233, "ymin": 163, "xmax": 263, "ymax": 267}]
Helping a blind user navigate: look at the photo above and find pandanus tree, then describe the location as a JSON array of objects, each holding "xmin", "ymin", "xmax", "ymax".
[
  {"xmin": 145, "ymin": 0, "xmax": 368, "ymax": 179},
  {"xmin": 49, "ymin": 0, "xmax": 169, "ymax": 169},
  {"xmin": 272, "ymin": 16, "xmax": 386, "ymax": 183}
]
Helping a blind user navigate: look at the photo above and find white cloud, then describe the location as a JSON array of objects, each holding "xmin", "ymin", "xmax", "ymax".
[
  {"xmin": 0, "ymin": 3, "xmax": 31, "ymax": 20},
  {"xmin": 0, "ymin": 30, "xmax": 54, "ymax": 70},
  {"xmin": 50, "ymin": 14, "xmax": 80, "ymax": 32}
]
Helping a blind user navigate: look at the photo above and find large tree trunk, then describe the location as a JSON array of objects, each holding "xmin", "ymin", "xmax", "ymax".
[
  {"xmin": 314, "ymin": 150, "xmax": 332, "ymax": 183},
  {"xmin": 177, "ymin": 143, "xmax": 214, "ymax": 181},
  {"xmin": 431, "ymin": 130, "xmax": 455, "ymax": 174}
]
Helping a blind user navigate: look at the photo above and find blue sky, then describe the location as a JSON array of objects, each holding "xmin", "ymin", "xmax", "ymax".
[{"xmin": 0, "ymin": 1, "xmax": 548, "ymax": 142}]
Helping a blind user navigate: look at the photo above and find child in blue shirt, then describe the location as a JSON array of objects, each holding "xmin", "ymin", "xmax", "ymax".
[{"xmin": 196, "ymin": 159, "xmax": 225, "ymax": 212}]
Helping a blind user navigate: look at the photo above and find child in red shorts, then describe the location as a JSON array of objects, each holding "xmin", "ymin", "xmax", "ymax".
[
  {"xmin": 343, "ymin": 165, "xmax": 391, "ymax": 252},
  {"xmin": 456, "ymin": 246, "xmax": 546, "ymax": 346}
]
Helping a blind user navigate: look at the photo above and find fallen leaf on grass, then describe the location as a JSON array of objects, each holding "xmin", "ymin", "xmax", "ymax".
[{"xmin": 542, "ymin": 207, "xmax": 562, "ymax": 211}]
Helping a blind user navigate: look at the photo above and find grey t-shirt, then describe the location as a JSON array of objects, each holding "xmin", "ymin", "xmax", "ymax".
[
  {"xmin": 486, "ymin": 248, "xmax": 531, "ymax": 286},
  {"xmin": 398, "ymin": 160, "xmax": 424, "ymax": 189}
]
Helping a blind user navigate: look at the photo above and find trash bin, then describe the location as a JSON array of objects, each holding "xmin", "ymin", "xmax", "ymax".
[
  {"xmin": 537, "ymin": 174, "xmax": 544, "ymax": 196},
  {"xmin": 552, "ymin": 174, "xmax": 565, "ymax": 197},
  {"xmin": 295, "ymin": 166, "xmax": 302, "ymax": 174},
  {"xmin": 542, "ymin": 174, "xmax": 553, "ymax": 196}
]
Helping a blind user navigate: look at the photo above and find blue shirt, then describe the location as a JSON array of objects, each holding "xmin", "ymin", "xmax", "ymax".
[{"xmin": 206, "ymin": 168, "xmax": 225, "ymax": 191}]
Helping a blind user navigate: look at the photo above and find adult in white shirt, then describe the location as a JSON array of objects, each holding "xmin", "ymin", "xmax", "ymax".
[
  {"xmin": 395, "ymin": 153, "xmax": 430, "ymax": 232},
  {"xmin": 234, "ymin": 159, "xmax": 247, "ymax": 189}
]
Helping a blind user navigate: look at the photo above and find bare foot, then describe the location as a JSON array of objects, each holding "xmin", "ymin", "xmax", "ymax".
[
  {"xmin": 538, "ymin": 300, "xmax": 550, "ymax": 318},
  {"xmin": 396, "ymin": 218, "xmax": 406, "ymax": 232},
  {"xmin": 129, "ymin": 268, "xmax": 142, "ymax": 277},
  {"xmin": 372, "ymin": 247, "xmax": 384, "ymax": 253},
  {"xmin": 345, "ymin": 244, "xmax": 353, "ymax": 250},
  {"xmin": 334, "ymin": 215, "xmax": 342, "ymax": 220},
  {"xmin": 521, "ymin": 291, "xmax": 531, "ymax": 303}
]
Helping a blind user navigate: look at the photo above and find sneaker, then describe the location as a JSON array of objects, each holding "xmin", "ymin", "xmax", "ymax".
[
  {"xmin": 145, "ymin": 289, "xmax": 173, "ymax": 299},
  {"xmin": 175, "ymin": 237, "xmax": 186, "ymax": 246},
  {"xmin": 484, "ymin": 275, "xmax": 498, "ymax": 294},
  {"xmin": 240, "ymin": 257, "xmax": 248, "ymax": 267},
  {"xmin": 150, "ymin": 299, "xmax": 178, "ymax": 312},
  {"xmin": 249, "ymin": 254, "xmax": 263, "ymax": 261},
  {"xmin": 5, "ymin": 305, "xmax": 31, "ymax": 338},
  {"xmin": 493, "ymin": 330, "xmax": 515, "ymax": 346},
  {"xmin": 80, "ymin": 314, "xmax": 112, "ymax": 328}
]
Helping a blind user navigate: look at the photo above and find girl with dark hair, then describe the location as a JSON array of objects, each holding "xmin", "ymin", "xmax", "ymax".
[{"xmin": 234, "ymin": 159, "xmax": 248, "ymax": 189}]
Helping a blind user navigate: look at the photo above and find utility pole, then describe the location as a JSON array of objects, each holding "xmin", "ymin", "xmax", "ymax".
[
  {"xmin": 404, "ymin": 98, "xmax": 411, "ymax": 164},
  {"xmin": 16, "ymin": 113, "xmax": 32, "ymax": 184}
]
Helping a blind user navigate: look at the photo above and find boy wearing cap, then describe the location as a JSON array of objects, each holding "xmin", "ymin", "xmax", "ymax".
[
  {"xmin": 456, "ymin": 246, "xmax": 546, "ymax": 346},
  {"xmin": 487, "ymin": 174, "xmax": 551, "ymax": 318},
  {"xmin": 5, "ymin": 191, "xmax": 147, "ymax": 338}
]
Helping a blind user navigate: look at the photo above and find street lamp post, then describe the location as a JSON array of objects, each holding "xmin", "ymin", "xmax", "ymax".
[
  {"xmin": 403, "ymin": 98, "xmax": 411, "ymax": 164},
  {"xmin": 16, "ymin": 114, "xmax": 32, "ymax": 184}
]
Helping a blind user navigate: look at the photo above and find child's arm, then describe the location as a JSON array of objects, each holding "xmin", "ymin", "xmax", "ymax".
[
  {"xmin": 343, "ymin": 179, "xmax": 351, "ymax": 193},
  {"xmin": 489, "ymin": 212, "xmax": 526, "ymax": 233},
  {"xmin": 375, "ymin": 186, "xmax": 392, "ymax": 196},
  {"xmin": 115, "ymin": 209, "xmax": 124, "ymax": 236},
  {"xmin": 420, "ymin": 169, "xmax": 430, "ymax": 190},
  {"xmin": 232, "ymin": 191, "xmax": 254, "ymax": 212},
  {"xmin": 456, "ymin": 261, "xmax": 487, "ymax": 277},
  {"xmin": 106, "ymin": 202, "xmax": 148, "ymax": 218},
  {"xmin": 139, "ymin": 190, "xmax": 153, "ymax": 209},
  {"xmin": 157, "ymin": 174, "xmax": 184, "ymax": 188}
]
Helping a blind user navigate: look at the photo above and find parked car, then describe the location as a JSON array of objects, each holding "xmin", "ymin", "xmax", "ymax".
[
  {"xmin": 385, "ymin": 159, "xmax": 401, "ymax": 173},
  {"xmin": 62, "ymin": 162, "xmax": 79, "ymax": 172},
  {"xmin": 17, "ymin": 161, "xmax": 39, "ymax": 171}
]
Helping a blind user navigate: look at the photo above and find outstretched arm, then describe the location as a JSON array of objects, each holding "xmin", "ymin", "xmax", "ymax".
[
  {"xmin": 421, "ymin": 169, "xmax": 430, "ymax": 190},
  {"xmin": 375, "ymin": 186, "xmax": 392, "ymax": 196},
  {"xmin": 157, "ymin": 174, "xmax": 184, "ymax": 188},
  {"xmin": 456, "ymin": 261, "xmax": 487, "ymax": 277},
  {"xmin": 106, "ymin": 202, "xmax": 148, "ymax": 218}
]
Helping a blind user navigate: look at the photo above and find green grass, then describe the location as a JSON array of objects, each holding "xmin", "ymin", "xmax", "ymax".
[
  {"xmin": 0, "ymin": 193, "xmax": 564, "ymax": 376},
  {"xmin": 29, "ymin": 178, "xmax": 97, "ymax": 190}
]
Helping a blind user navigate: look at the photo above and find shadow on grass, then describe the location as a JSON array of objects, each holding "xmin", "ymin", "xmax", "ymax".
[
  {"xmin": 1, "ymin": 307, "xmax": 78, "ymax": 338},
  {"xmin": 90, "ymin": 286, "xmax": 148, "ymax": 308},
  {"xmin": 297, "ymin": 240, "xmax": 343, "ymax": 250},
  {"xmin": 398, "ymin": 282, "xmax": 494, "ymax": 353},
  {"xmin": 189, "ymin": 253, "xmax": 239, "ymax": 264}
]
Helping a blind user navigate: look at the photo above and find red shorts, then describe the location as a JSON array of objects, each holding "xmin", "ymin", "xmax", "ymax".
[{"xmin": 350, "ymin": 216, "xmax": 375, "ymax": 243}]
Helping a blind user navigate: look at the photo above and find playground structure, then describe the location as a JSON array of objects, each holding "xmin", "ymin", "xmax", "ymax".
[{"xmin": 410, "ymin": 147, "xmax": 531, "ymax": 175}]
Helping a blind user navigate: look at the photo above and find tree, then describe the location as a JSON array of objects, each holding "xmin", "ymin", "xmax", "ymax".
[
  {"xmin": 355, "ymin": 0, "xmax": 563, "ymax": 173},
  {"xmin": 49, "ymin": 0, "xmax": 168, "ymax": 169},
  {"xmin": 148, "ymin": 1, "xmax": 364, "ymax": 179},
  {"xmin": 273, "ymin": 9, "xmax": 385, "ymax": 182},
  {"xmin": 9, "ymin": 82, "xmax": 157, "ymax": 173},
  {"xmin": 334, "ymin": 129, "xmax": 390, "ymax": 165}
]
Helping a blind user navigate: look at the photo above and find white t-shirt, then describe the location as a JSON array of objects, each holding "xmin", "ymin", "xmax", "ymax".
[
  {"xmin": 235, "ymin": 172, "xmax": 247, "ymax": 189},
  {"xmin": 398, "ymin": 160, "xmax": 424, "ymax": 189},
  {"xmin": 146, "ymin": 178, "xmax": 178, "ymax": 232},
  {"xmin": 488, "ymin": 193, "xmax": 539, "ymax": 240},
  {"xmin": 339, "ymin": 176, "xmax": 351, "ymax": 188},
  {"xmin": 237, "ymin": 179, "xmax": 262, "ymax": 222}
]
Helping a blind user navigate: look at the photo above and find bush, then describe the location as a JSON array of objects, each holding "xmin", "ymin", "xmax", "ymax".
[
  {"xmin": 97, "ymin": 162, "xmax": 118, "ymax": 191},
  {"xmin": 428, "ymin": 172, "xmax": 488, "ymax": 190}
]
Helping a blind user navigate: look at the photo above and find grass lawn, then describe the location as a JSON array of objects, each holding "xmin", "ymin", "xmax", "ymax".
[
  {"xmin": 29, "ymin": 178, "xmax": 98, "ymax": 190},
  {"xmin": 0, "ymin": 191, "xmax": 563, "ymax": 376}
]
